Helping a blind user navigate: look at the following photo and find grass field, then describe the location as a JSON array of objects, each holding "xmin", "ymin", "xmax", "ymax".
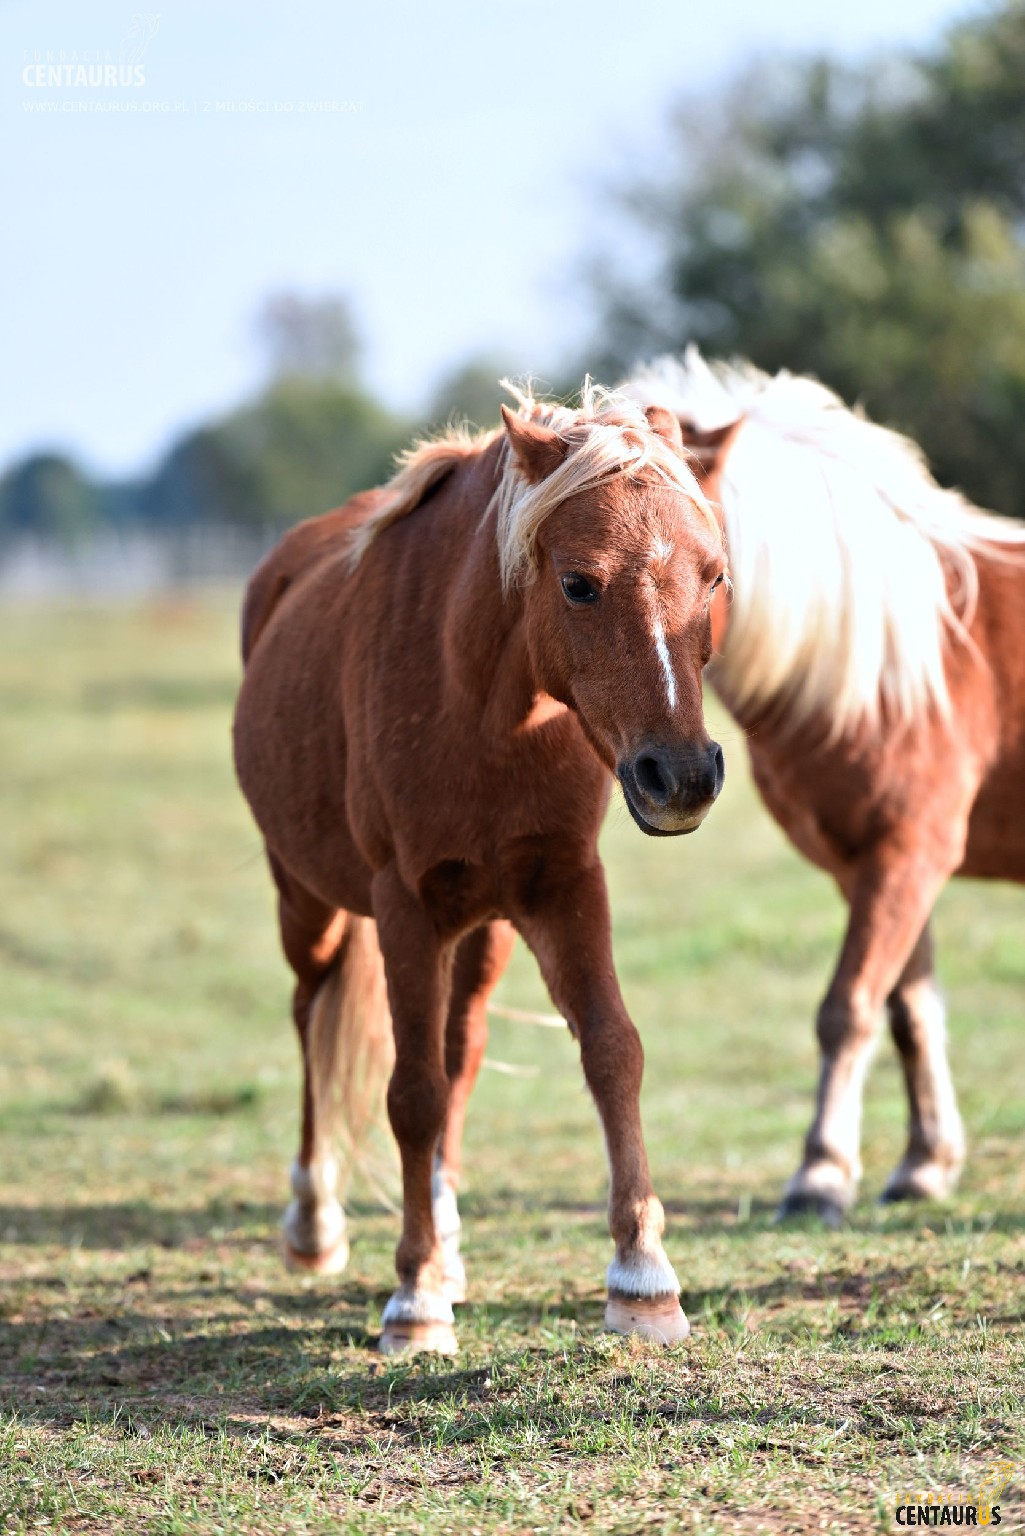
[{"xmin": 0, "ymin": 595, "xmax": 1022, "ymax": 1535}]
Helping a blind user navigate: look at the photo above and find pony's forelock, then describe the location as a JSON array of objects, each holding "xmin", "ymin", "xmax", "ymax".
[
  {"xmin": 622, "ymin": 348, "xmax": 1025, "ymax": 735},
  {"xmin": 348, "ymin": 378, "xmax": 719, "ymax": 584},
  {"xmin": 492, "ymin": 376, "xmax": 717, "ymax": 590}
]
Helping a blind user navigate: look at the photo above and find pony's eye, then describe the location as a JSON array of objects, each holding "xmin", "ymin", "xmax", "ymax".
[
  {"xmin": 710, "ymin": 572, "xmax": 725, "ymax": 592},
  {"xmin": 561, "ymin": 573, "xmax": 599, "ymax": 606}
]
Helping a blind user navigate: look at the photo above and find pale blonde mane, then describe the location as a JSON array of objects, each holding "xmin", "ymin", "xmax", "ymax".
[
  {"xmin": 346, "ymin": 423, "xmax": 496, "ymax": 568},
  {"xmin": 348, "ymin": 379, "xmax": 717, "ymax": 586},
  {"xmin": 624, "ymin": 347, "xmax": 1025, "ymax": 734}
]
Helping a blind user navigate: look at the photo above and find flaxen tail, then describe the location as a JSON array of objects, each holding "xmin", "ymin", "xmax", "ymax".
[{"xmin": 307, "ymin": 916, "xmax": 397, "ymax": 1204}]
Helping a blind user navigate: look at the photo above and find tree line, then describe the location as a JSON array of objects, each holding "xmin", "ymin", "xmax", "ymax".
[
  {"xmin": 596, "ymin": 0, "xmax": 1025, "ymax": 517},
  {"xmin": 5, "ymin": 1, "xmax": 1024, "ymax": 543},
  {"xmin": 0, "ymin": 291, "xmax": 516, "ymax": 545}
]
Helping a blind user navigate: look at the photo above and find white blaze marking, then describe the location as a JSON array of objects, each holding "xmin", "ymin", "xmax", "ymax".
[{"xmin": 652, "ymin": 615, "xmax": 677, "ymax": 710}]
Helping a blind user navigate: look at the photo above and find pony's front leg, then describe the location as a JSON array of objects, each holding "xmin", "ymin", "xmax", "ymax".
[
  {"xmin": 882, "ymin": 924, "xmax": 965, "ymax": 1203},
  {"xmin": 513, "ymin": 857, "xmax": 688, "ymax": 1345},
  {"xmin": 779, "ymin": 837, "xmax": 963, "ymax": 1226},
  {"xmin": 435, "ymin": 920, "xmax": 517, "ymax": 1304},
  {"xmin": 373, "ymin": 865, "xmax": 458, "ymax": 1355}
]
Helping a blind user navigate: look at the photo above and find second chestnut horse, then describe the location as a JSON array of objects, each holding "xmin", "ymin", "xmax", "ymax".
[{"xmin": 627, "ymin": 349, "xmax": 1025, "ymax": 1224}]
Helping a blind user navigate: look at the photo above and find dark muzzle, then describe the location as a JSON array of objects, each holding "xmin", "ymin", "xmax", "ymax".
[{"xmin": 619, "ymin": 740, "xmax": 725, "ymax": 836}]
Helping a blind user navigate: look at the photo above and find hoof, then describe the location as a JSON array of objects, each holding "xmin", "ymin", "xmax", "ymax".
[
  {"xmin": 282, "ymin": 1171, "xmax": 347, "ymax": 1275},
  {"xmin": 605, "ymin": 1294, "xmax": 690, "ymax": 1344},
  {"xmin": 378, "ymin": 1318, "xmax": 458, "ymax": 1356},
  {"xmin": 379, "ymin": 1287, "xmax": 456, "ymax": 1355},
  {"xmin": 879, "ymin": 1180, "xmax": 928, "ymax": 1206},
  {"xmin": 775, "ymin": 1190, "xmax": 846, "ymax": 1229},
  {"xmin": 880, "ymin": 1162, "xmax": 960, "ymax": 1205},
  {"xmin": 282, "ymin": 1232, "xmax": 350, "ymax": 1275}
]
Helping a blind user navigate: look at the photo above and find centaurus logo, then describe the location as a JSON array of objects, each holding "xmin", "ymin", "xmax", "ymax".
[
  {"xmin": 20, "ymin": 13, "xmax": 160, "ymax": 88},
  {"xmin": 119, "ymin": 13, "xmax": 161, "ymax": 67},
  {"xmin": 892, "ymin": 1461, "xmax": 1017, "ymax": 1527}
]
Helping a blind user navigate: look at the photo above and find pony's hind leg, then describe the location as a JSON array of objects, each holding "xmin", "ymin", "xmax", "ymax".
[
  {"xmin": 283, "ymin": 964, "xmax": 350, "ymax": 1274},
  {"xmin": 435, "ymin": 920, "xmax": 517, "ymax": 1303},
  {"xmin": 778, "ymin": 833, "xmax": 965, "ymax": 1226},
  {"xmin": 272, "ymin": 857, "xmax": 374, "ymax": 1276},
  {"xmin": 881, "ymin": 924, "xmax": 965, "ymax": 1203}
]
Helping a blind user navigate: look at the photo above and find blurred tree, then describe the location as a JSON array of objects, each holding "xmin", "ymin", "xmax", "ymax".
[
  {"xmin": 425, "ymin": 356, "xmax": 519, "ymax": 432},
  {"xmin": 256, "ymin": 292, "xmax": 362, "ymax": 384},
  {"xmin": 139, "ymin": 423, "xmax": 265, "ymax": 528},
  {"xmin": 597, "ymin": 3, "xmax": 1025, "ymax": 515},
  {"xmin": 0, "ymin": 291, "xmax": 422, "ymax": 538},
  {"xmin": 142, "ymin": 380, "xmax": 409, "ymax": 528},
  {"xmin": 0, "ymin": 453, "xmax": 99, "ymax": 542},
  {"xmin": 833, "ymin": 6, "xmax": 1025, "ymax": 229},
  {"xmin": 137, "ymin": 288, "xmax": 410, "ymax": 527}
]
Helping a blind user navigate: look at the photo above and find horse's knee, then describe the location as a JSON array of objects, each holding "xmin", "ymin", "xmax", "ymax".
[
  {"xmin": 387, "ymin": 1063, "xmax": 449, "ymax": 1148},
  {"xmin": 815, "ymin": 988, "xmax": 876, "ymax": 1056},
  {"xmin": 581, "ymin": 1015, "xmax": 644, "ymax": 1104}
]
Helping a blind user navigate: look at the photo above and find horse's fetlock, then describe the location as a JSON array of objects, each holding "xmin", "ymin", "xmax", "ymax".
[{"xmin": 798, "ymin": 1144, "xmax": 859, "ymax": 1189}]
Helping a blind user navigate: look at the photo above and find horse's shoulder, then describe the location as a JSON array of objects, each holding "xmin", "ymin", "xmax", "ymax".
[{"xmin": 240, "ymin": 490, "xmax": 387, "ymax": 663}]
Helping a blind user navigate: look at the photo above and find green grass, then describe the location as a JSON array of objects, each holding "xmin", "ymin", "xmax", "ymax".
[{"xmin": 0, "ymin": 595, "xmax": 1022, "ymax": 1535}]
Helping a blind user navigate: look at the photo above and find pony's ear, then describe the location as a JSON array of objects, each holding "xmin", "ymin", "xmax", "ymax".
[
  {"xmin": 644, "ymin": 404, "xmax": 686, "ymax": 455},
  {"xmin": 677, "ymin": 419, "xmax": 740, "ymax": 475},
  {"xmin": 501, "ymin": 405, "xmax": 567, "ymax": 484}
]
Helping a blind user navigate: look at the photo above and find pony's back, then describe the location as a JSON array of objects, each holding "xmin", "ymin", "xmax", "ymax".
[{"xmin": 240, "ymin": 491, "xmax": 386, "ymax": 665}]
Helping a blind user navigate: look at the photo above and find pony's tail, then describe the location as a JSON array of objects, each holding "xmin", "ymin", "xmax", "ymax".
[{"xmin": 308, "ymin": 916, "xmax": 396, "ymax": 1202}]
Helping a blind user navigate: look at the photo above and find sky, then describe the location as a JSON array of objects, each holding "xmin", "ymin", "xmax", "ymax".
[{"xmin": 3, "ymin": 0, "xmax": 981, "ymax": 479}]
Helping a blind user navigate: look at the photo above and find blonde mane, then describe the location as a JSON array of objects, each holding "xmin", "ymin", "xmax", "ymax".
[
  {"xmin": 624, "ymin": 347, "xmax": 1025, "ymax": 734},
  {"xmin": 348, "ymin": 379, "xmax": 716, "ymax": 587}
]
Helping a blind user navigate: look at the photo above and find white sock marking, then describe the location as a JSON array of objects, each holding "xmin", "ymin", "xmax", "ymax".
[
  {"xmin": 382, "ymin": 1288, "xmax": 455, "ymax": 1325},
  {"xmin": 607, "ymin": 1249, "xmax": 681, "ymax": 1298},
  {"xmin": 284, "ymin": 1159, "xmax": 345, "ymax": 1255}
]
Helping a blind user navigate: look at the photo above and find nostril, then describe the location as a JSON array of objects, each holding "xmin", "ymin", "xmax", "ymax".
[
  {"xmin": 710, "ymin": 741, "xmax": 725, "ymax": 797},
  {"xmin": 634, "ymin": 752, "xmax": 672, "ymax": 805}
]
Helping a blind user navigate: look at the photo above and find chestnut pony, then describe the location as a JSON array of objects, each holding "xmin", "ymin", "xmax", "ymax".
[
  {"xmin": 625, "ymin": 350, "xmax": 1025, "ymax": 1225},
  {"xmin": 233, "ymin": 383, "xmax": 726, "ymax": 1352}
]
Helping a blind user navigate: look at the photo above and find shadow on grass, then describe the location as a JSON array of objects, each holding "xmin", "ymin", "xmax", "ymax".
[
  {"xmin": 1, "ymin": 1267, "xmax": 1021, "ymax": 1456},
  {"xmin": 0, "ymin": 1201, "xmax": 284, "ymax": 1249},
  {"xmin": 1, "ymin": 1081, "xmax": 268, "ymax": 1120},
  {"xmin": 0, "ymin": 1195, "xmax": 403, "ymax": 1251},
  {"xmin": 0, "ymin": 1299, "xmax": 796, "ymax": 1443},
  {"xmin": 3, "ymin": 1191, "xmax": 1025, "ymax": 1253},
  {"xmin": 519, "ymin": 1191, "xmax": 1025, "ymax": 1238}
]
